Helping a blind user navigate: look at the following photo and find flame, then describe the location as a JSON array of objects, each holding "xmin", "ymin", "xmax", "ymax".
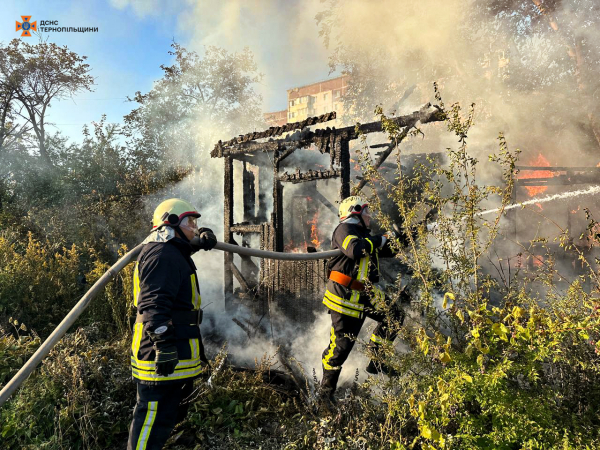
[
  {"xmin": 308, "ymin": 210, "xmax": 321, "ymax": 248},
  {"xmin": 535, "ymin": 202, "xmax": 543, "ymax": 210},
  {"xmin": 518, "ymin": 153, "xmax": 554, "ymax": 197},
  {"xmin": 533, "ymin": 255, "xmax": 544, "ymax": 268}
]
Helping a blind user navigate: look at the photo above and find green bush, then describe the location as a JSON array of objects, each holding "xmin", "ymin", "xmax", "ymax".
[
  {"xmin": 327, "ymin": 95, "xmax": 600, "ymax": 449},
  {"xmin": 0, "ymin": 326, "xmax": 134, "ymax": 449}
]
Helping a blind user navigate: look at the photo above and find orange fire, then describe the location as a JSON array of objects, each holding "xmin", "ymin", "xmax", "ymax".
[
  {"xmin": 308, "ymin": 210, "xmax": 321, "ymax": 248},
  {"xmin": 518, "ymin": 153, "xmax": 554, "ymax": 197}
]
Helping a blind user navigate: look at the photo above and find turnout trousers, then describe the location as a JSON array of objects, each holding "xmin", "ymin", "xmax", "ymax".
[
  {"xmin": 127, "ymin": 380, "xmax": 194, "ymax": 450},
  {"xmin": 321, "ymin": 305, "xmax": 404, "ymax": 392}
]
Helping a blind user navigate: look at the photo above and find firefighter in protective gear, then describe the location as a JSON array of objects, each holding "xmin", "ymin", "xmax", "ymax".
[
  {"xmin": 320, "ymin": 195, "xmax": 407, "ymax": 400},
  {"xmin": 127, "ymin": 198, "xmax": 217, "ymax": 450}
]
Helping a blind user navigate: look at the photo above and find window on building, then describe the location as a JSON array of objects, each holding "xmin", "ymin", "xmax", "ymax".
[
  {"xmin": 323, "ymin": 93, "xmax": 328, "ymax": 101},
  {"xmin": 334, "ymin": 90, "xmax": 341, "ymax": 98}
]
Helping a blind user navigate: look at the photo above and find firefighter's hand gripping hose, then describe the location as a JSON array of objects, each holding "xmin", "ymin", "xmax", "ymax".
[{"xmin": 0, "ymin": 241, "xmax": 342, "ymax": 407}]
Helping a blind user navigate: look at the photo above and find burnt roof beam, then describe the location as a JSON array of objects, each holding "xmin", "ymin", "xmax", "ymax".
[{"xmin": 212, "ymin": 103, "xmax": 445, "ymax": 159}]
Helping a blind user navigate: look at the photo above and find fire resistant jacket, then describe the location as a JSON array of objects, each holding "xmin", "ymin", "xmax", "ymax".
[
  {"xmin": 131, "ymin": 236, "xmax": 202, "ymax": 384},
  {"xmin": 323, "ymin": 221, "xmax": 395, "ymax": 319}
]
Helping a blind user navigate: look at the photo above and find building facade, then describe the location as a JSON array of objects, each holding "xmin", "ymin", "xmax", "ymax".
[{"xmin": 264, "ymin": 75, "xmax": 349, "ymax": 126}]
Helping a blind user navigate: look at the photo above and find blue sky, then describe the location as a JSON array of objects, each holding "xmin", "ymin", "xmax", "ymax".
[{"xmin": 1, "ymin": 0, "xmax": 336, "ymax": 143}]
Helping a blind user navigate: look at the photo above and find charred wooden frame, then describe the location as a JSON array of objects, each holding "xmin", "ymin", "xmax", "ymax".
[{"xmin": 212, "ymin": 104, "xmax": 445, "ymax": 318}]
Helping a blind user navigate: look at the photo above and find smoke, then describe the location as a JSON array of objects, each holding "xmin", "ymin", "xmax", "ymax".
[{"xmin": 124, "ymin": 0, "xmax": 600, "ymax": 387}]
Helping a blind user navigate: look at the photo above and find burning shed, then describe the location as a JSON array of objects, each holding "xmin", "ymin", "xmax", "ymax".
[{"xmin": 211, "ymin": 104, "xmax": 445, "ymax": 323}]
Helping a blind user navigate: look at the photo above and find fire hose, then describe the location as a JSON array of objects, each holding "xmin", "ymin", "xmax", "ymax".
[{"xmin": 0, "ymin": 242, "xmax": 341, "ymax": 407}]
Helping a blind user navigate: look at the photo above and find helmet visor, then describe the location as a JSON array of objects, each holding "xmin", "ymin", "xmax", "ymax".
[{"xmin": 180, "ymin": 216, "xmax": 198, "ymax": 230}]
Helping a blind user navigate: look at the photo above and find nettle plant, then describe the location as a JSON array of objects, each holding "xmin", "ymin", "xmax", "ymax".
[{"xmin": 350, "ymin": 90, "xmax": 600, "ymax": 449}]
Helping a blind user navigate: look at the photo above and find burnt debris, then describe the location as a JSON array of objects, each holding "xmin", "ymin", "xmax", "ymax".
[{"xmin": 212, "ymin": 104, "xmax": 445, "ymax": 322}]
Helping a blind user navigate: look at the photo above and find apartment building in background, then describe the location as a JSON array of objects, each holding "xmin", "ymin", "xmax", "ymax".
[{"xmin": 264, "ymin": 75, "xmax": 349, "ymax": 127}]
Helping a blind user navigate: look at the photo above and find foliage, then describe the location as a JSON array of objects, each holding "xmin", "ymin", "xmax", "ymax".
[
  {"xmin": 0, "ymin": 231, "xmax": 134, "ymax": 338},
  {"xmin": 0, "ymin": 38, "xmax": 95, "ymax": 166},
  {"xmin": 336, "ymin": 94, "xmax": 600, "ymax": 449},
  {"xmin": 123, "ymin": 43, "xmax": 264, "ymax": 166},
  {"xmin": 0, "ymin": 325, "xmax": 134, "ymax": 449}
]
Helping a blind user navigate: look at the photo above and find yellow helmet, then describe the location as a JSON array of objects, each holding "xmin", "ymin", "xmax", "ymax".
[
  {"xmin": 152, "ymin": 198, "xmax": 201, "ymax": 230},
  {"xmin": 338, "ymin": 195, "xmax": 369, "ymax": 220}
]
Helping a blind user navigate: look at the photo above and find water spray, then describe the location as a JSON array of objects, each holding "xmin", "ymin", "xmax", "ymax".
[
  {"xmin": 477, "ymin": 185, "xmax": 600, "ymax": 218},
  {"xmin": 426, "ymin": 185, "xmax": 600, "ymax": 231}
]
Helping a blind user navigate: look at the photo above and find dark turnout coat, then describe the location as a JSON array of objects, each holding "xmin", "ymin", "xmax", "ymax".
[
  {"xmin": 323, "ymin": 221, "xmax": 394, "ymax": 319},
  {"xmin": 130, "ymin": 236, "xmax": 203, "ymax": 384}
]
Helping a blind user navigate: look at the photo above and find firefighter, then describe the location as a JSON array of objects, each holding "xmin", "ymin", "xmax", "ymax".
[
  {"xmin": 320, "ymin": 195, "xmax": 407, "ymax": 401},
  {"xmin": 127, "ymin": 198, "xmax": 217, "ymax": 450}
]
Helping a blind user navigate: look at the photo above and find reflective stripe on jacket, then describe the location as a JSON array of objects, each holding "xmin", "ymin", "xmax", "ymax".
[
  {"xmin": 323, "ymin": 222, "xmax": 393, "ymax": 318},
  {"xmin": 131, "ymin": 235, "xmax": 203, "ymax": 384}
]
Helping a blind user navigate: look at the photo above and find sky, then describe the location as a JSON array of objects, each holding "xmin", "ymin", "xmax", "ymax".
[{"xmin": 0, "ymin": 0, "xmax": 336, "ymax": 143}]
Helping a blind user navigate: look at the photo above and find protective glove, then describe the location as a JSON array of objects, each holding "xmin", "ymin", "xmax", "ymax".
[
  {"xmin": 146, "ymin": 323, "xmax": 179, "ymax": 376},
  {"xmin": 379, "ymin": 234, "xmax": 388, "ymax": 248},
  {"xmin": 191, "ymin": 227, "xmax": 218, "ymax": 251}
]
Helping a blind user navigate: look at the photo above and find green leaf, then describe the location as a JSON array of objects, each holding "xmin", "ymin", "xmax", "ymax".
[
  {"xmin": 492, "ymin": 322, "xmax": 509, "ymax": 341},
  {"xmin": 421, "ymin": 423, "xmax": 441, "ymax": 441},
  {"xmin": 440, "ymin": 352, "xmax": 451, "ymax": 363}
]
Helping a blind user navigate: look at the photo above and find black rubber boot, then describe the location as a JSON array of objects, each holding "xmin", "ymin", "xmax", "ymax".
[
  {"xmin": 365, "ymin": 359, "xmax": 399, "ymax": 376},
  {"xmin": 318, "ymin": 368, "xmax": 341, "ymax": 406}
]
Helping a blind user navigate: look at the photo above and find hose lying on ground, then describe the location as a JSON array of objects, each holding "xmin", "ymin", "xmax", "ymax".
[{"xmin": 0, "ymin": 241, "xmax": 341, "ymax": 407}]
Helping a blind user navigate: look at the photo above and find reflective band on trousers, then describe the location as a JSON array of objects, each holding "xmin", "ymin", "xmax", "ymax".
[
  {"xmin": 136, "ymin": 401, "xmax": 157, "ymax": 450},
  {"xmin": 322, "ymin": 326, "xmax": 341, "ymax": 370}
]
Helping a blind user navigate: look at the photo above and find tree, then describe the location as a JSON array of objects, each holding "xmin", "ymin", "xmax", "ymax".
[
  {"xmin": 123, "ymin": 43, "xmax": 263, "ymax": 167},
  {"xmin": 0, "ymin": 39, "xmax": 95, "ymax": 167}
]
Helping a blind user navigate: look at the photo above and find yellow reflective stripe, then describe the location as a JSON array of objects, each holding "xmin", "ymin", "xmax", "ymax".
[
  {"xmin": 133, "ymin": 262, "xmax": 141, "ymax": 307},
  {"xmin": 190, "ymin": 338, "xmax": 199, "ymax": 360},
  {"xmin": 322, "ymin": 327, "xmax": 341, "ymax": 370},
  {"xmin": 136, "ymin": 401, "xmax": 157, "ymax": 450},
  {"xmin": 323, "ymin": 298, "xmax": 362, "ymax": 319},
  {"xmin": 342, "ymin": 235, "xmax": 358, "ymax": 250},
  {"xmin": 365, "ymin": 238, "xmax": 374, "ymax": 253},
  {"xmin": 357, "ymin": 255, "xmax": 370, "ymax": 282},
  {"xmin": 131, "ymin": 356, "xmax": 202, "ymax": 369},
  {"xmin": 190, "ymin": 274, "xmax": 201, "ymax": 309},
  {"xmin": 131, "ymin": 323, "xmax": 143, "ymax": 358},
  {"xmin": 131, "ymin": 365, "xmax": 203, "ymax": 382},
  {"xmin": 349, "ymin": 290, "xmax": 360, "ymax": 304},
  {"xmin": 324, "ymin": 290, "xmax": 364, "ymax": 311}
]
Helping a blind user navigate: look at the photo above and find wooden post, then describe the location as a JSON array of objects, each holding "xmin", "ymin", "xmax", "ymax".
[
  {"xmin": 273, "ymin": 148, "xmax": 284, "ymax": 252},
  {"xmin": 340, "ymin": 138, "xmax": 351, "ymax": 200},
  {"xmin": 223, "ymin": 157, "xmax": 235, "ymax": 313}
]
